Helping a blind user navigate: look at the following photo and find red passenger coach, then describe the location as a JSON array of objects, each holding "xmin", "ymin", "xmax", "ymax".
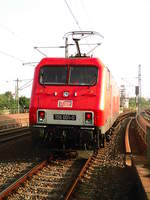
[{"xmin": 29, "ymin": 31, "xmax": 120, "ymax": 149}]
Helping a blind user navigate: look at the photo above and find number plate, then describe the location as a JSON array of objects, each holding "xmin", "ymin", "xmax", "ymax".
[
  {"xmin": 58, "ymin": 100, "xmax": 73, "ymax": 108},
  {"xmin": 53, "ymin": 114, "xmax": 76, "ymax": 121}
]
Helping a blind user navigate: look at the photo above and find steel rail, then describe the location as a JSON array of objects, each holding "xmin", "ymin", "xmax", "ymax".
[
  {"xmin": 0, "ymin": 127, "xmax": 31, "ymax": 143},
  {"xmin": 0, "ymin": 126, "xmax": 29, "ymax": 135},
  {"xmin": 136, "ymin": 115, "xmax": 146, "ymax": 134},
  {"xmin": 0, "ymin": 126, "xmax": 29, "ymax": 134},
  {"xmin": 0, "ymin": 156, "xmax": 52, "ymax": 200},
  {"xmin": 143, "ymin": 109, "xmax": 150, "ymax": 122},
  {"xmin": 64, "ymin": 153, "xmax": 95, "ymax": 200},
  {"xmin": 139, "ymin": 113, "xmax": 150, "ymax": 128},
  {"xmin": 125, "ymin": 118, "xmax": 132, "ymax": 166},
  {"xmin": 0, "ymin": 131, "xmax": 31, "ymax": 143},
  {"xmin": 65, "ymin": 113, "xmax": 131, "ymax": 199},
  {"xmin": 135, "ymin": 115, "xmax": 147, "ymax": 149},
  {"xmin": 125, "ymin": 118, "xmax": 132, "ymax": 154}
]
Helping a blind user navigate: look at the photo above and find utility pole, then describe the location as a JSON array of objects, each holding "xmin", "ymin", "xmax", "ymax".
[
  {"xmin": 138, "ymin": 64, "xmax": 141, "ymax": 113},
  {"xmin": 135, "ymin": 85, "xmax": 139, "ymax": 113},
  {"xmin": 15, "ymin": 78, "xmax": 20, "ymax": 113},
  {"xmin": 135, "ymin": 64, "xmax": 141, "ymax": 114}
]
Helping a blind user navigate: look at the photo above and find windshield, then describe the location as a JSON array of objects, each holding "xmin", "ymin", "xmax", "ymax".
[
  {"xmin": 39, "ymin": 65, "xmax": 98, "ymax": 86},
  {"xmin": 39, "ymin": 65, "xmax": 67, "ymax": 85},
  {"xmin": 69, "ymin": 66, "xmax": 98, "ymax": 86}
]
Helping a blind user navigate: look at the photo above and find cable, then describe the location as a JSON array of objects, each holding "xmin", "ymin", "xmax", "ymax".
[
  {"xmin": 19, "ymin": 79, "xmax": 33, "ymax": 90},
  {"xmin": 19, "ymin": 82, "xmax": 32, "ymax": 91},
  {"xmin": 79, "ymin": 0, "xmax": 93, "ymax": 29},
  {"xmin": 64, "ymin": 0, "xmax": 82, "ymax": 31},
  {"xmin": 0, "ymin": 23, "xmax": 37, "ymax": 63},
  {"xmin": 0, "ymin": 24, "xmax": 15, "ymax": 36},
  {"xmin": 0, "ymin": 49, "xmax": 24, "ymax": 62}
]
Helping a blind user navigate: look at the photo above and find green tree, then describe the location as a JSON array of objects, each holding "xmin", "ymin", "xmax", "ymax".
[
  {"xmin": 0, "ymin": 94, "xmax": 5, "ymax": 110},
  {"xmin": 129, "ymin": 97, "xmax": 150, "ymax": 111},
  {"xmin": 0, "ymin": 92, "xmax": 30, "ymax": 113},
  {"xmin": 19, "ymin": 96, "xmax": 30, "ymax": 112},
  {"xmin": 140, "ymin": 97, "xmax": 150, "ymax": 109},
  {"xmin": 0, "ymin": 91, "xmax": 16, "ymax": 113},
  {"xmin": 129, "ymin": 97, "xmax": 136, "ymax": 110},
  {"xmin": 5, "ymin": 91, "xmax": 14, "ymax": 109}
]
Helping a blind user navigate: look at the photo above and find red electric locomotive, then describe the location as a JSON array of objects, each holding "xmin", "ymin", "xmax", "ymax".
[{"xmin": 29, "ymin": 31, "xmax": 120, "ymax": 149}]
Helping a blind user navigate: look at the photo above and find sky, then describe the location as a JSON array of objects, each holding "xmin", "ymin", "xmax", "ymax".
[{"xmin": 0, "ymin": 0, "xmax": 150, "ymax": 98}]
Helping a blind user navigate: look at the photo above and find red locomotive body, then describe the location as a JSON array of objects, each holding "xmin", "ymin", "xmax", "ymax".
[{"xmin": 29, "ymin": 31, "xmax": 120, "ymax": 149}]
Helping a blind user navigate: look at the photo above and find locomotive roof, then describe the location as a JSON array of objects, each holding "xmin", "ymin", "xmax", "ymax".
[{"xmin": 37, "ymin": 57, "xmax": 106, "ymax": 70}]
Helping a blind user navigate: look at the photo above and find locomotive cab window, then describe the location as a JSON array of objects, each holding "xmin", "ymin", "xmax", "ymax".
[
  {"xmin": 39, "ymin": 65, "xmax": 67, "ymax": 85},
  {"xmin": 69, "ymin": 66, "xmax": 98, "ymax": 86}
]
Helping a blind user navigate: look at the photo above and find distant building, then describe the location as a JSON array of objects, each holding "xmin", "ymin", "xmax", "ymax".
[
  {"xmin": 120, "ymin": 85, "xmax": 129, "ymax": 110},
  {"xmin": 120, "ymin": 85, "xmax": 126, "ymax": 107},
  {"xmin": 124, "ymin": 98, "xmax": 129, "ymax": 109}
]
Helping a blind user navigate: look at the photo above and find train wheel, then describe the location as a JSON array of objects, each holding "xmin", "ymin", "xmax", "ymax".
[
  {"xmin": 62, "ymin": 130, "xmax": 66, "ymax": 150},
  {"xmin": 93, "ymin": 128, "xmax": 100, "ymax": 151}
]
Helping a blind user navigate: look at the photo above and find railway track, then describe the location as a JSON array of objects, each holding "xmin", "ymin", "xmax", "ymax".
[
  {"xmin": 0, "ymin": 152, "xmax": 85, "ymax": 200},
  {"xmin": 65, "ymin": 114, "xmax": 145, "ymax": 200},
  {"xmin": 0, "ymin": 112, "xmax": 144, "ymax": 200},
  {"xmin": 142, "ymin": 109, "xmax": 150, "ymax": 122},
  {"xmin": 0, "ymin": 127, "xmax": 31, "ymax": 143},
  {"xmin": 124, "ymin": 117, "xmax": 149, "ymax": 200},
  {"xmin": 135, "ymin": 112, "xmax": 150, "ymax": 153},
  {"xmin": 0, "ymin": 160, "xmax": 38, "ymax": 197},
  {"xmin": 65, "ymin": 118, "xmax": 136, "ymax": 200}
]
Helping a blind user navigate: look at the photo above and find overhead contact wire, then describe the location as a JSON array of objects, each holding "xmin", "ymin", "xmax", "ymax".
[
  {"xmin": 64, "ymin": 0, "xmax": 82, "ymax": 31},
  {"xmin": 0, "ymin": 50, "xmax": 24, "ymax": 62}
]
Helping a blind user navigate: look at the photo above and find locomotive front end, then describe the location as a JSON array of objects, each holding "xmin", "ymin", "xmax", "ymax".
[
  {"xmin": 29, "ymin": 31, "xmax": 119, "ymax": 150},
  {"xmin": 29, "ymin": 58, "xmax": 103, "ymax": 149}
]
